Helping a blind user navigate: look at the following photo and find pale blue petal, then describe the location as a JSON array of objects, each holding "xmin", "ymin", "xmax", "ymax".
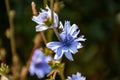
[
  {"xmin": 62, "ymin": 46, "xmax": 69, "ymax": 52},
  {"xmin": 47, "ymin": 11, "xmax": 51, "ymax": 18},
  {"xmin": 59, "ymin": 21, "xmax": 64, "ymax": 29},
  {"xmin": 69, "ymin": 42, "xmax": 78, "ymax": 54},
  {"xmin": 72, "ymin": 74, "xmax": 76, "ymax": 79},
  {"xmin": 54, "ymin": 47, "xmax": 64, "ymax": 60},
  {"xmin": 64, "ymin": 21, "xmax": 71, "ymax": 34},
  {"xmin": 40, "ymin": 8, "xmax": 46, "ymax": 12},
  {"xmin": 54, "ymin": 13, "xmax": 59, "ymax": 27},
  {"xmin": 32, "ymin": 16, "xmax": 42, "ymax": 24},
  {"xmin": 64, "ymin": 52, "xmax": 73, "ymax": 61},
  {"xmin": 76, "ymin": 72, "xmax": 81, "ymax": 78},
  {"xmin": 45, "ymin": 5, "xmax": 51, "ymax": 12},
  {"xmin": 72, "ymin": 30, "xmax": 80, "ymax": 38},
  {"xmin": 47, "ymin": 42, "xmax": 63, "ymax": 51},
  {"xmin": 77, "ymin": 72, "xmax": 81, "ymax": 75},
  {"xmin": 69, "ymin": 24, "xmax": 78, "ymax": 36},
  {"xmin": 60, "ymin": 32, "xmax": 66, "ymax": 41},
  {"xmin": 76, "ymin": 72, "xmax": 86, "ymax": 80},
  {"xmin": 32, "ymin": 49, "xmax": 44, "ymax": 58},
  {"xmin": 40, "ymin": 5, "xmax": 50, "ymax": 12},
  {"xmin": 36, "ymin": 69, "xmax": 44, "ymax": 78},
  {"xmin": 75, "ymin": 35, "xmax": 86, "ymax": 41},
  {"xmin": 45, "ymin": 56, "xmax": 52, "ymax": 62},
  {"xmin": 81, "ymin": 77, "xmax": 86, "ymax": 80},
  {"xmin": 40, "ymin": 12, "xmax": 48, "ymax": 20},
  {"xmin": 66, "ymin": 72, "xmax": 86, "ymax": 80},
  {"xmin": 77, "ymin": 43, "xmax": 83, "ymax": 49},
  {"xmin": 66, "ymin": 76, "xmax": 72, "ymax": 80},
  {"xmin": 29, "ymin": 65, "xmax": 35, "ymax": 75},
  {"xmin": 40, "ymin": 9, "xmax": 44, "ymax": 12},
  {"xmin": 41, "ymin": 63, "xmax": 51, "ymax": 73},
  {"xmin": 36, "ymin": 25, "xmax": 48, "ymax": 32}
]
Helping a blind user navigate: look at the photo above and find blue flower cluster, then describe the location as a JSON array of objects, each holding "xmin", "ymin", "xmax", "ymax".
[
  {"xmin": 29, "ymin": 49, "xmax": 52, "ymax": 78},
  {"xmin": 32, "ymin": 5, "xmax": 85, "ymax": 61},
  {"xmin": 47, "ymin": 21, "xmax": 86, "ymax": 61},
  {"xmin": 32, "ymin": 6, "xmax": 58, "ymax": 31},
  {"xmin": 66, "ymin": 72, "xmax": 86, "ymax": 80},
  {"xmin": 30, "ymin": 5, "xmax": 86, "ymax": 80}
]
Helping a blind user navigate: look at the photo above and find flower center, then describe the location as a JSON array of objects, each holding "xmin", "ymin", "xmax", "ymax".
[
  {"xmin": 41, "ymin": 13, "xmax": 52, "ymax": 26},
  {"xmin": 35, "ymin": 62, "xmax": 42, "ymax": 68},
  {"xmin": 63, "ymin": 35, "xmax": 73, "ymax": 46},
  {"xmin": 41, "ymin": 13, "xmax": 48, "ymax": 20},
  {"xmin": 44, "ymin": 18, "xmax": 52, "ymax": 26}
]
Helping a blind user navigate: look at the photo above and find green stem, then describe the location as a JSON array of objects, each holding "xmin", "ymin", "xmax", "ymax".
[
  {"xmin": 52, "ymin": 70, "xmax": 58, "ymax": 80},
  {"xmin": 50, "ymin": 0, "xmax": 62, "ymax": 41},
  {"xmin": 59, "ymin": 71, "xmax": 65, "ymax": 80},
  {"xmin": 5, "ymin": 0, "xmax": 16, "ymax": 56},
  {"xmin": 44, "ymin": 0, "xmax": 47, "ymax": 8},
  {"xmin": 41, "ymin": 32, "xmax": 47, "ymax": 44},
  {"xmin": 50, "ymin": 0, "xmax": 54, "ymax": 24},
  {"xmin": 53, "ymin": 28, "xmax": 62, "ymax": 41}
]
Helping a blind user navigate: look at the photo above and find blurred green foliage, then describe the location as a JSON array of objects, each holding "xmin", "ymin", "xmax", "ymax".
[{"xmin": 0, "ymin": 0, "xmax": 120, "ymax": 80}]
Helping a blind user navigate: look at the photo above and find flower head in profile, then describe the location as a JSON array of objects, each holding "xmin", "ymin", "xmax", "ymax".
[
  {"xmin": 66, "ymin": 72, "xmax": 86, "ymax": 80},
  {"xmin": 29, "ymin": 49, "xmax": 52, "ymax": 78},
  {"xmin": 32, "ymin": 5, "xmax": 59, "ymax": 31},
  {"xmin": 47, "ymin": 21, "xmax": 86, "ymax": 61}
]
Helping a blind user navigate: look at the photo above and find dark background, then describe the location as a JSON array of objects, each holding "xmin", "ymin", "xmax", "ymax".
[{"xmin": 0, "ymin": 0, "xmax": 120, "ymax": 80}]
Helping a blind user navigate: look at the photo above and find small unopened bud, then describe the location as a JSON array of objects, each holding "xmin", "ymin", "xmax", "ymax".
[
  {"xmin": 20, "ymin": 66, "xmax": 28, "ymax": 80},
  {"xmin": 31, "ymin": 2, "xmax": 38, "ymax": 16},
  {"xmin": 9, "ymin": 10, "xmax": 15, "ymax": 19},
  {"xmin": 54, "ymin": 1, "xmax": 64, "ymax": 13},
  {"xmin": 54, "ymin": 2, "xmax": 59, "ymax": 13},
  {"xmin": 5, "ymin": 28, "xmax": 11, "ymax": 39},
  {"xmin": 0, "ymin": 48, "xmax": 6, "ymax": 60}
]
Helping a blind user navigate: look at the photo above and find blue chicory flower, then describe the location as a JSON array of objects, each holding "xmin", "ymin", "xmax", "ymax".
[
  {"xmin": 66, "ymin": 72, "xmax": 86, "ymax": 80},
  {"xmin": 32, "ymin": 5, "xmax": 59, "ymax": 32},
  {"xmin": 29, "ymin": 49, "xmax": 52, "ymax": 78},
  {"xmin": 47, "ymin": 21, "xmax": 86, "ymax": 61}
]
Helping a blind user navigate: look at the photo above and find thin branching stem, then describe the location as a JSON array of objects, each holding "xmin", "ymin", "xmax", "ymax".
[
  {"xmin": 50, "ymin": 0, "xmax": 62, "ymax": 41},
  {"xmin": 31, "ymin": 1, "xmax": 47, "ymax": 44},
  {"xmin": 5, "ymin": 0, "xmax": 16, "ymax": 56},
  {"xmin": 50, "ymin": 0, "xmax": 54, "ymax": 28},
  {"xmin": 44, "ymin": 0, "xmax": 47, "ymax": 8},
  {"xmin": 52, "ymin": 70, "xmax": 58, "ymax": 80},
  {"xmin": 59, "ymin": 70, "xmax": 65, "ymax": 80}
]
